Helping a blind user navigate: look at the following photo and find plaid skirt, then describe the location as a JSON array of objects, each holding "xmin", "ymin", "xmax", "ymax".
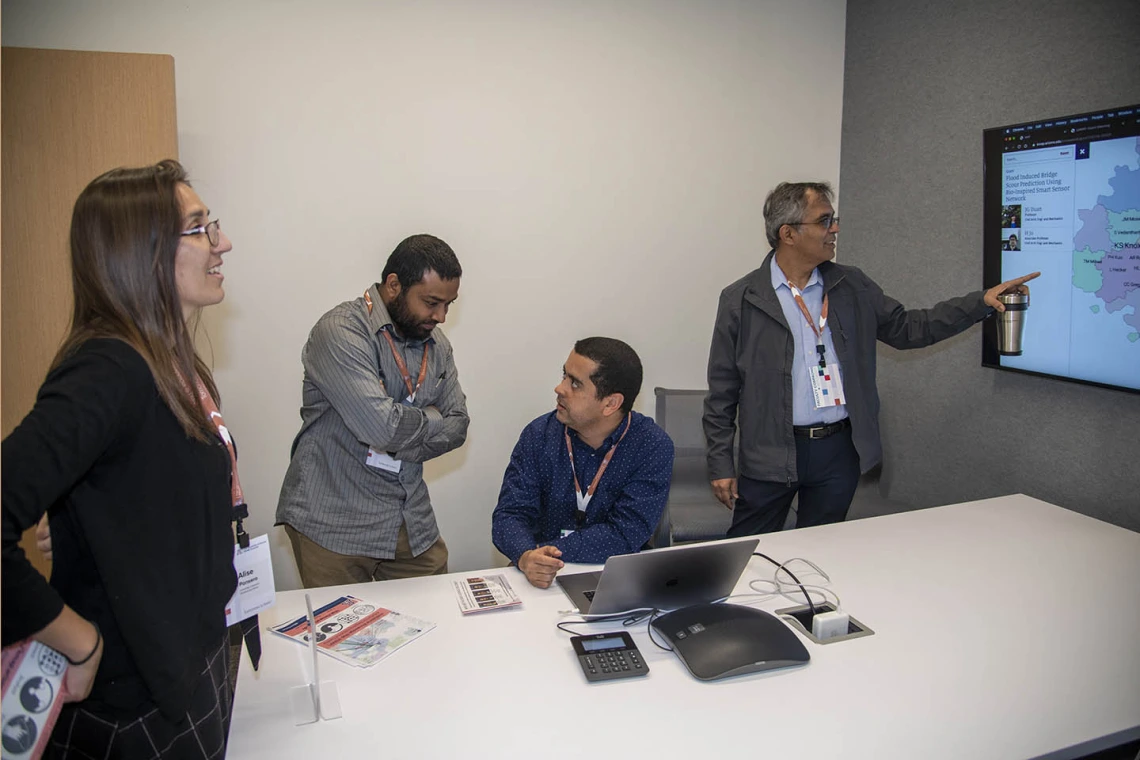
[{"xmin": 46, "ymin": 639, "xmax": 232, "ymax": 759}]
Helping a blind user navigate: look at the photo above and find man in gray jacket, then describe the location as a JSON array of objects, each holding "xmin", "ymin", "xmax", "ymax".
[{"xmin": 703, "ymin": 182, "xmax": 1037, "ymax": 536}]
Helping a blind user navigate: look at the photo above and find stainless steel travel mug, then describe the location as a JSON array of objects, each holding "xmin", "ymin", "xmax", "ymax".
[{"xmin": 997, "ymin": 293, "xmax": 1029, "ymax": 356}]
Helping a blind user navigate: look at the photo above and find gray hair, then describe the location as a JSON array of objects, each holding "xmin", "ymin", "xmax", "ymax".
[{"xmin": 763, "ymin": 181, "xmax": 835, "ymax": 249}]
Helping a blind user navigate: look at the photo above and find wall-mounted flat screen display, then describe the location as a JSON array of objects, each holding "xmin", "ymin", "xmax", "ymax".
[{"xmin": 982, "ymin": 103, "xmax": 1140, "ymax": 394}]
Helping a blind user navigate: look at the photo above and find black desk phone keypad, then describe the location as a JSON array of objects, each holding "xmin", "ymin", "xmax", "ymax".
[{"xmin": 570, "ymin": 631, "xmax": 649, "ymax": 682}]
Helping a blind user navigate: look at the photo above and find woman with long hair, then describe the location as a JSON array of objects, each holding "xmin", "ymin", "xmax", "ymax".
[{"xmin": 2, "ymin": 160, "xmax": 240, "ymax": 758}]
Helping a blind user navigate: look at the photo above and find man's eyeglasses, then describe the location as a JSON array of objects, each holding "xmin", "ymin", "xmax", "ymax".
[
  {"xmin": 181, "ymin": 219, "xmax": 222, "ymax": 247},
  {"xmin": 788, "ymin": 215, "xmax": 839, "ymax": 231}
]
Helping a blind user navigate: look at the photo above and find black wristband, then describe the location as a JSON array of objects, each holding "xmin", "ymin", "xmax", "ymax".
[{"xmin": 66, "ymin": 622, "xmax": 101, "ymax": 666}]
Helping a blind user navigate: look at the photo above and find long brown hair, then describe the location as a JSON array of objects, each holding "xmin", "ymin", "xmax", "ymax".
[{"xmin": 51, "ymin": 159, "xmax": 219, "ymax": 440}]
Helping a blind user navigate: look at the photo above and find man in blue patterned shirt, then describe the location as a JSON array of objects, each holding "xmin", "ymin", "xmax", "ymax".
[{"xmin": 492, "ymin": 338, "xmax": 674, "ymax": 588}]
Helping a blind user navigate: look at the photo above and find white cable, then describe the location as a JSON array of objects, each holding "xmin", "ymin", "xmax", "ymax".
[
  {"xmin": 750, "ymin": 557, "xmax": 842, "ymax": 611},
  {"xmin": 749, "ymin": 578, "xmax": 830, "ymax": 607},
  {"xmin": 796, "ymin": 583, "xmax": 840, "ymax": 610},
  {"xmin": 775, "ymin": 557, "xmax": 831, "ymax": 585}
]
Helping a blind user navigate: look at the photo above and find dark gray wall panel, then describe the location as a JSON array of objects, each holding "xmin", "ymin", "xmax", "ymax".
[{"xmin": 840, "ymin": 0, "xmax": 1140, "ymax": 530}]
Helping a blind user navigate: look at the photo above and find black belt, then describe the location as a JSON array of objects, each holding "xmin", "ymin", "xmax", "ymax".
[{"xmin": 793, "ymin": 418, "xmax": 850, "ymax": 440}]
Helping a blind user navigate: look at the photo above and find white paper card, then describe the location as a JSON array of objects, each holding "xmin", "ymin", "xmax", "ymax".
[
  {"xmin": 452, "ymin": 573, "xmax": 523, "ymax": 614},
  {"xmin": 225, "ymin": 534, "xmax": 276, "ymax": 627},
  {"xmin": 366, "ymin": 448, "xmax": 402, "ymax": 473},
  {"xmin": 810, "ymin": 362, "xmax": 847, "ymax": 408}
]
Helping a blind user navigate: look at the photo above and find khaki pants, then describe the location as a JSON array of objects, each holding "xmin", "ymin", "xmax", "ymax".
[{"xmin": 284, "ymin": 523, "xmax": 449, "ymax": 588}]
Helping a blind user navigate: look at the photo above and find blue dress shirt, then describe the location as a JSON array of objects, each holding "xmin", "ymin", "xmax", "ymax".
[
  {"xmin": 770, "ymin": 262, "xmax": 848, "ymax": 426},
  {"xmin": 492, "ymin": 410, "xmax": 675, "ymax": 565}
]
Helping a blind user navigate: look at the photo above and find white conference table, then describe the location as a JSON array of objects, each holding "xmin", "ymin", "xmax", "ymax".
[{"xmin": 229, "ymin": 495, "xmax": 1140, "ymax": 759}]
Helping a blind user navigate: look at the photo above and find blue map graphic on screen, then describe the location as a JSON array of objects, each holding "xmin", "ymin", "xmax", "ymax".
[
  {"xmin": 985, "ymin": 104, "xmax": 1140, "ymax": 393},
  {"xmin": 1097, "ymin": 161, "xmax": 1140, "ymax": 211},
  {"xmin": 1071, "ymin": 139, "xmax": 1140, "ymax": 356}
]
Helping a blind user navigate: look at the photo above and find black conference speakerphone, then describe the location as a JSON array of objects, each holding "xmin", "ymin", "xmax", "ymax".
[{"xmin": 570, "ymin": 631, "xmax": 649, "ymax": 682}]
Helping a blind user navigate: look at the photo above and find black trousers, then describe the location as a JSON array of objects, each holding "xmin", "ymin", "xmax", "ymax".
[{"xmin": 727, "ymin": 426, "xmax": 861, "ymax": 537}]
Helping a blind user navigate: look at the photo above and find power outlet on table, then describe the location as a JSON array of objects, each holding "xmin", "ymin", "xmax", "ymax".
[{"xmin": 775, "ymin": 602, "xmax": 875, "ymax": 645}]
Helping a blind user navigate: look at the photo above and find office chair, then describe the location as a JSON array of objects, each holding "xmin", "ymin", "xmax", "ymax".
[{"xmin": 650, "ymin": 388, "xmax": 733, "ymax": 547}]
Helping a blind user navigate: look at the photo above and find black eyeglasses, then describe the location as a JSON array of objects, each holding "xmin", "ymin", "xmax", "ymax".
[
  {"xmin": 788, "ymin": 214, "xmax": 839, "ymax": 231},
  {"xmin": 181, "ymin": 219, "xmax": 222, "ymax": 247}
]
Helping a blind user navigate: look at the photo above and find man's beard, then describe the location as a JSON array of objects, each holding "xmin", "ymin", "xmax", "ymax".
[{"xmin": 389, "ymin": 291, "xmax": 434, "ymax": 340}]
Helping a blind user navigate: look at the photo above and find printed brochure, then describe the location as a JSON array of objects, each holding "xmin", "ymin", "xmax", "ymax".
[{"xmin": 270, "ymin": 596, "xmax": 434, "ymax": 668}]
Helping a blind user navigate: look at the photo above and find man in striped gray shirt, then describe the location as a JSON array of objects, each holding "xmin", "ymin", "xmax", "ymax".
[{"xmin": 276, "ymin": 235, "xmax": 469, "ymax": 587}]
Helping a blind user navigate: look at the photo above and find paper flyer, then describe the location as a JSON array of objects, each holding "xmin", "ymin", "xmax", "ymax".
[
  {"xmin": 270, "ymin": 596, "xmax": 434, "ymax": 668},
  {"xmin": 453, "ymin": 574, "xmax": 522, "ymax": 614}
]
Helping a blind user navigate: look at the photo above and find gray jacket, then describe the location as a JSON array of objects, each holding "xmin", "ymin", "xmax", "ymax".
[{"xmin": 704, "ymin": 251, "xmax": 991, "ymax": 484}]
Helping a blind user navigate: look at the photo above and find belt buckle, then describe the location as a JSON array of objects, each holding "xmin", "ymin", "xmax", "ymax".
[{"xmin": 808, "ymin": 424, "xmax": 828, "ymax": 439}]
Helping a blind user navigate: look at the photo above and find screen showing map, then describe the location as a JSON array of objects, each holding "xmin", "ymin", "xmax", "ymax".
[{"xmin": 982, "ymin": 103, "xmax": 1140, "ymax": 394}]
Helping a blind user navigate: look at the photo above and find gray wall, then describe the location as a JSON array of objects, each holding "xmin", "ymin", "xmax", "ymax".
[{"xmin": 839, "ymin": 0, "xmax": 1140, "ymax": 531}]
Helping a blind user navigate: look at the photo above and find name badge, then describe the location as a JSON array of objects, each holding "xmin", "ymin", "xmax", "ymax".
[
  {"xmin": 366, "ymin": 448, "xmax": 402, "ymax": 473},
  {"xmin": 225, "ymin": 534, "xmax": 276, "ymax": 626},
  {"xmin": 810, "ymin": 362, "xmax": 846, "ymax": 408}
]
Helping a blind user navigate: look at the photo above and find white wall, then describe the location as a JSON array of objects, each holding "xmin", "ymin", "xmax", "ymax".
[{"xmin": 3, "ymin": 0, "xmax": 847, "ymax": 589}]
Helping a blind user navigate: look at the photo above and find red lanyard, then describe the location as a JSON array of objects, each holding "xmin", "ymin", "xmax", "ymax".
[
  {"xmin": 191, "ymin": 375, "xmax": 250, "ymax": 546},
  {"xmin": 788, "ymin": 283, "xmax": 828, "ymax": 339},
  {"xmin": 788, "ymin": 283, "xmax": 829, "ymax": 368},
  {"xmin": 366, "ymin": 289, "xmax": 429, "ymax": 401},
  {"xmin": 564, "ymin": 413, "xmax": 632, "ymax": 509},
  {"xmin": 381, "ymin": 331, "xmax": 428, "ymax": 401},
  {"xmin": 190, "ymin": 377, "xmax": 244, "ymax": 506}
]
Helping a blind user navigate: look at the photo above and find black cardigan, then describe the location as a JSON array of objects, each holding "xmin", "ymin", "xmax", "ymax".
[{"xmin": 1, "ymin": 339, "xmax": 237, "ymax": 719}]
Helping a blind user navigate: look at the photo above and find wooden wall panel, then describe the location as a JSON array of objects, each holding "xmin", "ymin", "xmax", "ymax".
[{"xmin": 2, "ymin": 47, "xmax": 178, "ymax": 578}]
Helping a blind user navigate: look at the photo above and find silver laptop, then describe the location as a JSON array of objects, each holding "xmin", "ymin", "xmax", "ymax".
[{"xmin": 556, "ymin": 538, "xmax": 759, "ymax": 615}]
